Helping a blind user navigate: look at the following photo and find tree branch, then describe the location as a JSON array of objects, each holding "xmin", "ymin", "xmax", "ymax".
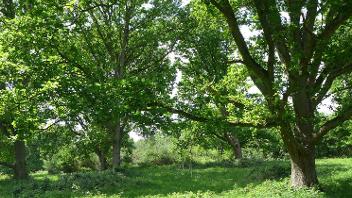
[
  {"xmin": 209, "ymin": 0, "xmax": 273, "ymax": 97},
  {"xmin": 227, "ymin": 59, "xmax": 245, "ymax": 65},
  {"xmin": 318, "ymin": 3, "xmax": 352, "ymax": 41},
  {"xmin": 313, "ymin": 107, "xmax": 352, "ymax": 143},
  {"xmin": 53, "ymin": 45, "xmax": 93, "ymax": 80},
  {"xmin": 0, "ymin": 161, "xmax": 14, "ymax": 169},
  {"xmin": 39, "ymin": 119, "xmax": 62, "ymax": 131},
  {"xmin": 76, "ymin": 1, "xmax": 117, "ymax": 13},
  {"xmin": 129, "ymin": 39, "xmax": 178, "ymax": 75},
  {"xmin": 148, "ymin": 102, "xmax": 277, "ymax": 129},
  {"xmin": 313, "ymin": 62, "xmax": 352, "ymax": 106}
]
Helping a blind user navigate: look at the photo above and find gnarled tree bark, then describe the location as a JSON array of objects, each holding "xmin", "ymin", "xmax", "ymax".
[{"xmin": 289, "ymin": 146, "xmax": 318, "ymax": 187}]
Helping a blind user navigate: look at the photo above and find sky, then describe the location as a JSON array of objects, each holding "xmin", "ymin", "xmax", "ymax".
[{"xmin": 182, "ymin": 0, "xmax": 191, "ymax": 6}]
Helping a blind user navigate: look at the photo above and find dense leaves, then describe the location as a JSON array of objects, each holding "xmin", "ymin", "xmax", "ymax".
[{"xmin": 0, "ymin": 0, "xmax": 351, "ymax": 191}]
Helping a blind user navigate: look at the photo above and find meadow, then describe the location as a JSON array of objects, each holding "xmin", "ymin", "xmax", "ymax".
[{"xmin": 1, "ymin": 158, "xmax": 351, "ymax": 198}]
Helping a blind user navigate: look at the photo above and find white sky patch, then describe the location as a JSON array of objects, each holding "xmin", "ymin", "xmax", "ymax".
[
  {"xmin": 317, "ymin": 96, "xmax": 336, "ymax": 115},
  {"xmin": 280, "ymin": 11, "xmax": 290, "ymax": 23},
  {"xmin": 240, "ymin": 25, "xmax": 261, "ymax": 39},
  {"xmin": 248, "ymin": 85, "xmax": 261, "ymax": 94},
  {"xmin": 142, "ymin": 3, "xmax": 154, "ymax": 9},
  {"xmin": 182, "ymin": 0, "xmax": 191, "ymax": 6},
  {"xmin": 171, "ymin": 69, "xmax": 182, "ymax": 98},
  {"xmin": 129, "ymin": 131, "xmax": 144, "ymax": 142}
]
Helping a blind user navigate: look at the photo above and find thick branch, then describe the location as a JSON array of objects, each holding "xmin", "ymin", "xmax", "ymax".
[
  {"xmin": 302, "ymin": 0, "xmax": 318, "ymax": 67},
  {"xmin": 149, "ymin": 102, "xmax": 276, "ymax": 129},
  {"xmin": 253, "ymin": 0, "xmax": 275, "ymax": 79},
  {"xmin": 0, "ymin": 161, "xmax": 14, "ymax": 169},
  {"xmin": 286, "ymin": 0, "xmax": 305, "ymax": 65},
  {"xmin": 209, "ymin": 0, "xmax": 273, "ymax": 97},
  {"xmin": 227, "ymin": 59, "xmax": 245, "ymax": 65},
  {"xmin": 318, "ymin": 3, "xmax": 352, "ymax": 41},
  {"xmin": 313, "ymin": 63, "xmax": 352, "ymax": 106},
  {"xmin": 313, "ymin": 108, "xmax": 352, "ymax": 143}
]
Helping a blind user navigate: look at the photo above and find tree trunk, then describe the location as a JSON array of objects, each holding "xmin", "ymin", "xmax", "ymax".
[
  {"xmin": 110, "ymin": 2, "xmax": 129, "ymax": 171},
  {"xmin": 14, "ymin": 140, "xmax": 28, "ymax": 179},
  {"xmin": 286, "ymin": 85, "xmax": 318, "ymax": 187},
  {"xmin": 112, "ymin": 122, "xmax": 123, "ymax": 170},
  {"xmin": 224, "ymin": 133, "xmax": 242, "ymax": 159},
  {"xmin": 279, "ymin": 123, "xmax": 319, "ymax": 187},
  {"xmin": 95, "ymin": 148, "xmax": 108, "ymax": 170},
  {"xmin": 289, "ymin": 146, "xmax": 318, "ymax": 187}
]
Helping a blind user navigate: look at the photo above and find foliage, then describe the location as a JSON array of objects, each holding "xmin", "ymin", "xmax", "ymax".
[
  {"xmin": 241, "ymin": 128, "xmax": 286, "ymax": 159},
  {"xmin": 132, "ymin": 134, "xmax": 178, "ymax": 166},
  {"xmin": 317, "ymin": 121, "xmax": 352, "ymax": 158},
  {"xmin": 0, "ymin": 0, "xmax": 351, "ymax": 192}
]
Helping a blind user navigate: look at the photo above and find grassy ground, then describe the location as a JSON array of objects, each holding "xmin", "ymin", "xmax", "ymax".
[{"xmin": 0, "ymin": 158, "xmax": 351, "ymax": 198}]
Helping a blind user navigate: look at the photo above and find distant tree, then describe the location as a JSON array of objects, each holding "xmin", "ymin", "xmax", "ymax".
[{"xmin": 156, "ymin": 3, "xmax": 270, "ymax": 160}]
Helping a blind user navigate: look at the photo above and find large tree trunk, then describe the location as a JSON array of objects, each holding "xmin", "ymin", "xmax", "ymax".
[
  {"xmin": 280, "ymin": 122, "xmax": 319, "ymax": 187},
  {"xmin": 286, "ymin": 82, "xmax": 318, "ymax": 187},
  {"xmin": 289, "ymin": 146, "xmax": 318, "ymax": 187},
  {"xmin": 95, "ymin": 148, "xmax": 108, "ymax": 170},
  {"xmin": 14, "ymin": 140, "xmax": 28, "ymax": 179},
  {"xmin": 224, "ymin": 133, "xmax": 242, "ymax": 159},
  {"xmin": 283, "ymin": 127, "xmax": 318, "ymax": 187},
  {"xmin": 112, "ymin": 122, "xmax": 123, "ymax": 170}
]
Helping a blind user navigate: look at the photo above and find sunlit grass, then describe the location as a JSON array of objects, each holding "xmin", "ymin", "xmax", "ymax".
[{"xmin": 0, "ymin": 158, "xmax": 351, "ymax": 197}]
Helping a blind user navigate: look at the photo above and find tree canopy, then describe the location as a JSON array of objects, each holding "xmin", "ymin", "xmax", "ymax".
[{"xmin": 0, "ymin": 0, "xmax": 352, "ymax": 189}]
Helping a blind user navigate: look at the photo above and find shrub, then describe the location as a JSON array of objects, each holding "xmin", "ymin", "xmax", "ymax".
[
  {"xmin": 249, "ymin": 162, "xmax": 290, "ymax": 180},
  {"xmin": 132, "ymin": 134, "xmax": 178, "ymax": 166},
  {"xmin": 317, "ymin": 121, "xmax": 352, "ymax": 158}
]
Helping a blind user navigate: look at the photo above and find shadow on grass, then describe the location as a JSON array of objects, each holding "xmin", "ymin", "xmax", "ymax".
[
  {"xmin": 1, "ymin": 159, "xmax": 350, "ymax": 197},
  {"xmin": 317, "ymin": 162, "xmax": 352, "ymax": 198},
  {"xmin": 0, "ymin": 162, "xmax": 281, "ymax": 198}
]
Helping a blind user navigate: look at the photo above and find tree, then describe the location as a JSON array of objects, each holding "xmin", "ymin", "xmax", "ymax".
[
  {"xmin": 12, "ymin": 0, "xmax": 182, "ymax": 170},
  {"xmin": 175, "ymin": 5, "xmax": 244, "ymax": 159},
  {"xmin": 158, "ymin": 4, "xmax": 270, "ymax": 159},
  {"xmin": 0, "ymin": 0, "xmax": 42, "ymax": 179},
  {"xmin": 200, "ymin": 0, "xmax": 352, "ymax": 187},
  {"xmin": 52, "ymin": 0, "xmax": 181, "ymax": 169}
]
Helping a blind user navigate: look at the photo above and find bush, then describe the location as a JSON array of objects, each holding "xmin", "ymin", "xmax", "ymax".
[
  {"xmin": 132, "ymin": 134, "xmax": 178, "ymax": 166},
  {"xmin": 317, "ymin": 121, "xmax": 352, "ymax": 158},
  {"xmin": 43, "ymin": 145, "xmax": 81, "ymax": 174},
  {"xmin": 10, "ymin": 170, "xmax": 125, "ymax": 197},
  {"xmin": 249, "ymin": 162, "xmax": 290, "ymax": 180},
  {"xmin": 80, "ymin": 153, "xmax": 100, "ymax": 171}
]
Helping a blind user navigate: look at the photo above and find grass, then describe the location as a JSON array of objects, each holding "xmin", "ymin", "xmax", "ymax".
[{"xmin": 0, "ymin": 158, "xmax": 351, "ymax": 197}]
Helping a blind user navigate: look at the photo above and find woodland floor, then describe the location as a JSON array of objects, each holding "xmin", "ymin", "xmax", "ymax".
[{"xmin": 0, "ymin": 158, "xmax": 351, "ymax": 198}]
